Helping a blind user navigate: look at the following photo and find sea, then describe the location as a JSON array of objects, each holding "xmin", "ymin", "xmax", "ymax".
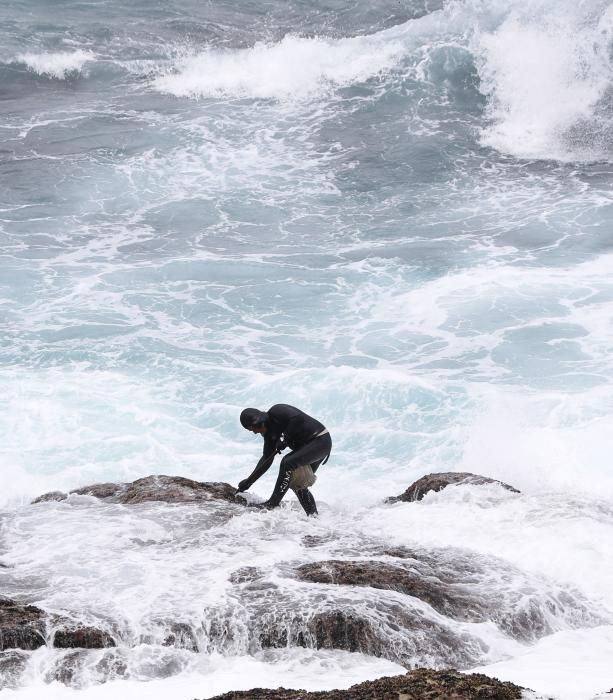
[{"xmin": 1, "ymin": 0, "xmax": 612, "ymax": 698}]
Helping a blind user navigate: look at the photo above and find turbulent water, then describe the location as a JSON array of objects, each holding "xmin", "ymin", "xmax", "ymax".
[{"xmin": 1, "ymin": 0, "xmax": 613, "ymax": 698}]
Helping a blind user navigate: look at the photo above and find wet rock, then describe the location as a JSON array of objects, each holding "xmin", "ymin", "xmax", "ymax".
[
  {"xmin": 0, "ymin": 599, "xmax": 46, "ymax": 651},
  {"xmin": 0, "ymin": 650, "xmax": 29, "ymax": 689},
  {"xmin": 119, "ymin": 476, "xmax": 239, "ymax": 504},
  {"xmin": 294, "ymin": 555, "xmax": 599, "ymax": 643},
  {"xmin": 50, "ymin": 650, "xmax": 84, "ymax": 686},
  {"xmin": 33, "ymin": 475, "xmax": 244, "ymax": 506},
  {"xmin": 31, "ymin": 483, "xmax": 122, "ymax": 504},
  {"xmin": 31, "ymin": 490, "xmax": 68, "ymax": 503},
  {"xmin": 229, "ymin": 567, "xmax": 265, "ymax": 584},
  {"xmin": 386, "ymin": 472, "xmax": 520, "ymax": 503},
  {"xmin": 297, "ymin": 560, "xmax": 489, "ymax": 622},
  {"xmin": 0, "ymin": 597, "xmax": 117, "ymax": 655},
  {"xmin": 302, "ymin": 534, "xmax": 336, "ymax": 548},
  {"xmin": 250, "ymin": 610, "xmax": 379, "ymax": 655},
  {"xmin": 307, "ymin": 610, "xmax": 378, "ymax": 654},
  {"xmin": 72, "ymin": 482, "xmax": 125, "ymax": 500},
  {"xmin": 49, "ymin": 648, "xmax": 129, "ymax": 686},
  {"xmin": 206, "ymin": 589, "xmax": 487, "ymax": 670},
  {"xmin": 162, "ymin": 622, "xmax": 199, "ymax": 652},
  {"xmin": 205, "ymin": 668, "xmax": 527, "ymax": 699},
  {"xmin": 53, "ymin": 626, "xmax": 116, "ymax": 649}
]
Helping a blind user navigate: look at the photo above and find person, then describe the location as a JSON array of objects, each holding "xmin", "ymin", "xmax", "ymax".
[{"xmin": 236, "ymin": 404, "xmax": 331, "ymax": 516}]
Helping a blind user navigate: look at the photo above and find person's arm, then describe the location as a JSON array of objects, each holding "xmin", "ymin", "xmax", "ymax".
[{"xmin": 237, "ymin": 436, "xmax": 277, "ymax": 492}]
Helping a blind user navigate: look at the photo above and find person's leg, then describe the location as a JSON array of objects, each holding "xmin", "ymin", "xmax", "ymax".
[
  {"xmin": 263, "ymin": 455, "xmax": 294, "ymax": 507},
  {"xmin": 259, "ymin": 434, "xmax": 332, "ymax": 509},
  {"xmin": 295, "ymin": 488, "xmax": 317, "ymax": 516}
]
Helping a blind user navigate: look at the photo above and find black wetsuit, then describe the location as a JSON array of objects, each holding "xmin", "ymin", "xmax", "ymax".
[{"xmin": 241, "ymin": 404, "xmax": 332, "ymax": 515}]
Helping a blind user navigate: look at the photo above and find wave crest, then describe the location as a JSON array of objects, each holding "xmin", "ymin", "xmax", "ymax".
[
  {"xmin": 15, "ymin": 49, "xmax": 94, "ymax": 79},
  {"xmin": 474, "ymin": 1, "xmax": 613, "ymax": 161},
  {"xmin": 152, "ymin": 33, "xmax": 405, "ymax": 100}
]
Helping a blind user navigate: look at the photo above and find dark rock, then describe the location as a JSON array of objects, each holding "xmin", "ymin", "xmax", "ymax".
[
  {"xmin": 33, "ymin": 475, "xmax": 244, "ymax": 506},
  {"xmin": 120, "ymin": 476, "xmax": 238, "ymax": 504},
  {"xmin": 204, "ymin": 668, "xmax": 527, "ymax": 699},
  {"xmin": 32, "ymin": 483, "xmax": 123, "ymax": 504},
  {"xmin": 50, "ymin": 650, "xmax": 83, "ymax": 686},
  {"xmin": 297, "ymin": 560, "xmax": 490, "ymax": 622},
  {"xmin": 249, "ymin": 610, "xmax": 378, "ymax": 655},
  {"xmin": 48, "ymin": 648, "xmax": 129, "ymax": 686},
  {"xmin": 307, "ymin": 610, "xmax": 378, "ymax": 654},
  {"xmin": 0, "ymin": 599, "xmax": 46, "ymax": 651},
  {"xmin": 0, "ymin": 597, "xmax": 117, "ymax": 657},
  {"xmin": 302, "ymin": 534, "xmax": 335, "ymax": 548},
  {"xmin": 209, "ymin": 593, "xmax": 486, "ymax": 670},
  {"xmin": 0, "ymin": 650, "xmax": 29, "ymax": 689},
  {"xmin": 53, "ymin": 626, "xmax": 116, "ymax": 649},
  {"xmin": 73, "ymin": 482, "xmax": 125, "ymax": 500},
  {"xmin": 294, "ymin": 555, "xmax": 599, "ymax": 643},
  {"xmin": 162, "ymin": 622, "xmax": 199, "ymax": 652},
  {"xmin": 386, "ymin": 472, "xmax": 520, "ymax": 503},
  {"xmin": 31, "ymin": 490, "xmax": 68, "ymax": 503},
  {"xmin": 229, "ymin": 567, "xmax": 265, "ymax": 584}
]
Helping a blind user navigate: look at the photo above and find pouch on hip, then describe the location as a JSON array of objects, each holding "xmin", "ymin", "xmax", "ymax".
[{"xmin": 289, "ymin": 464, "xmax": 317, "ymax": 491}]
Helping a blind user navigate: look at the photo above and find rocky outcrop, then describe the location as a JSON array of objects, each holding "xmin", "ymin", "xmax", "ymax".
[
  {"xmin": 209, "ymin": 583, "xmax": 490, "ymax": 669},
  {"xmin": 47, "ymin": 648, "xmax": 129, "ymax": 687},
  {"xmin": 205, "ymin": 669, "xmax": 527, "ymax": 699},
  {"xmin": 297, "ymin": 560, "xmax": 490, "ymax": 621},
  {"xmin": 32, "ymin": 475, "xmax": 243, "ymax": 506},
  {"xmin": 0, "ymin": 599, "xmax": 46, "ymax": 651},
  {"xmin": 293, "ymin": 550, "xmax": 598, "ymax": 644},
  {"xmin": 386, "ymin": 472, "xmax": 520, "ymax": 503},
  {"xmin": 0, "ymin": 598, "xmax": 116, "ymax": 652},
  {"xmin": 53, "ymin": 626, "xmax": 116, "ymax": 649},
  {"xmin": 0, "ymin": 650, "xmax": 30, "ymax": 690},
  {"xmin": 162, "ymin": 622, "xmax": 199, "ymax": 652}
]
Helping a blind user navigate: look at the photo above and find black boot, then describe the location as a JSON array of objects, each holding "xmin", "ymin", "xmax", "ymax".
[{"xmin": 295, "ymin": 488, "xmax": 318, "ymax": 516}]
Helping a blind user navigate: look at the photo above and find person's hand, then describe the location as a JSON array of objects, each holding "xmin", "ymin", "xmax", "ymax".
[{"xmin": 237, "ymin": 479, "xmax": 251, "ymax": 493}]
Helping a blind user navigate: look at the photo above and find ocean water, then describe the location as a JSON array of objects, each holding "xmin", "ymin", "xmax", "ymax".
[{"xmin": 1, "ymin": 0, "xmax": 612, "ymax": 698}]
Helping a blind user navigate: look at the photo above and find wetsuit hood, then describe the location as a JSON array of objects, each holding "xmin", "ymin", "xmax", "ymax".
[{"xmin": 240, "ymin": 408, "xmax": 268, "ymax": 429}]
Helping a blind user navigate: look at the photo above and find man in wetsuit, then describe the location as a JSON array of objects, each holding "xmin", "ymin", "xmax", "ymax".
[{"xmin": 236, "ymin": 404, "xmax": 331, "ymax": 516}]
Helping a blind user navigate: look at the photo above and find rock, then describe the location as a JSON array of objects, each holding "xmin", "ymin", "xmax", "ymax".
[
  {"xmin": 294, "ymin": 553, "xmax": 599, "ymax": 643},
  {"xmin": 0, "ymin": 597, "xmax": 118, "ymax": 655},
  {"xmin": 229, "ymin": 567, "xmax": 265, "ymax": 584},
  {"xmin": 297, "ymin": 560, "xmax": 490, "ymax": 622},
  {"xmin": 204, "ymin": 668, "xmax": 527, "ymax": 699},
  {"xmin": 162, "ymin": 622, "xmax": 199, "ymax": 652},
  {"xmin": 33, "ymin": 475, "xmax": 244, "ymax": 506},
  {"xmin": 386, "ymin": 472, "xmax": 520, "ymax": 503},
  {"xmin": 72, "ymin": 482, "xmax": 125, "ymax": 500},
  {"xmin": 49, "ymin": 650, "xmax": 84, "ymax": 686},
  {"xmin": 30, "ymin": 490, "xmax": 68, "ymax": 503},
  {"xmin": 0, "ymin": 650, "xmax": 29, "ymax": 689},
  {"xmin": 53, "ymin": 626, "xmax": 116, "ymax": 649},
  {"xmin": 207, "ymin": 589, "xmax": 487, "ymax": 669},
  {"xmin": 307, "ymin": 610, "xmax": 379, "ymax": 655},
  {"xmin": 47, "ymin": 648, "xmax": 130, "ymax": 686},
  {"xmin": 0, "ymin": 599, "xmax": 46, "ymax": 651},
  {"xmin": 120, "ymin": 476, "xmax": 239, "ymax": 504}
]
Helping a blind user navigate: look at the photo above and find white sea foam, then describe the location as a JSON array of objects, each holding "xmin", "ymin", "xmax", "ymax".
[
  {"xmin": 0, "ymin": 649, "xmax": 404, "ymax": 700},
  {"xmin": 15, "ymin": 50, "xmax": 94, "ymax": 79},
  {"xmin": 473, "ymin": 0, "xmax": 613, "ymax": 160},
  {"xmin": 473, "ymin": 625, "xmax": 613, "ymax": 700},
  {"xmin": 152, "ymin": 33, "xmax": 405, "ymax": 100}
]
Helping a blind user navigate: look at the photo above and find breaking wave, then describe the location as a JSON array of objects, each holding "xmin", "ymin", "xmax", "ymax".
[{"xmin": 14, "ymin": 50, "xmax": 94, "ymax": 80}]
